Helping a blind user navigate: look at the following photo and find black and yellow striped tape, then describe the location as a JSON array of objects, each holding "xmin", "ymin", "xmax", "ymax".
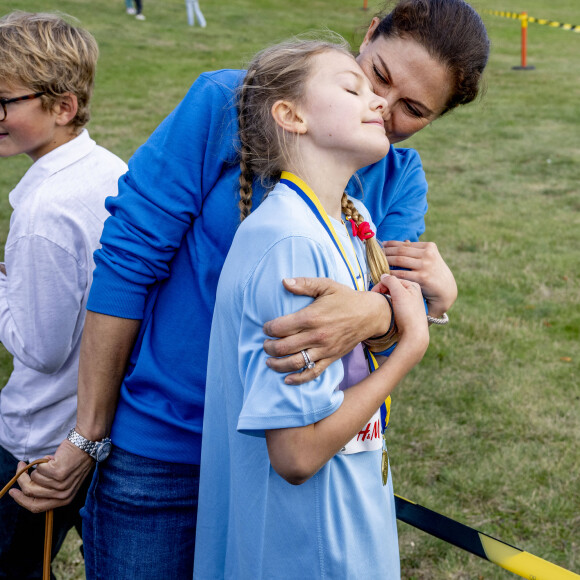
[
  {"xmin": 483, "ymin": 9, "xmax": 580, "ymax": 33},
  {"xmin": 395, "ymin": 494, "xmax": 580, "ymax": 579}
]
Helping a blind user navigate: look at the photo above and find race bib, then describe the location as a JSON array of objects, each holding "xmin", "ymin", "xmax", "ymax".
[{"xmin": 338, "ymin": 344, "xmax": 383, "ymax": 455}]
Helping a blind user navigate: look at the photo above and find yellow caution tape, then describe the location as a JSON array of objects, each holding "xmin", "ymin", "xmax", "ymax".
[
  {"xmin": 395, "ymin": 494, "xmax": 580, "ymax": 579},
  {"xmin": 483, "ymin": 9, "xmax": 580, "ymax": 33}
]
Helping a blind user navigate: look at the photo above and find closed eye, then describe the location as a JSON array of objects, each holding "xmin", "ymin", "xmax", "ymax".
[
  {"xmin": 373, "ymin": 64, "xmax": 389, "ymax": 86},
  {"xmin": 373, "ymin": 64, "xmax": 427, "ymax": 118},
  {"xmin": 403, "ymin": 101, "xmax": 424, "ymax": 118},
  {"xmin": 346, "ymin": 89, "xmax": 358, "ymax": 96}
]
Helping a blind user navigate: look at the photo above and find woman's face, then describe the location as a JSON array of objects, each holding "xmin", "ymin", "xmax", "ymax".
[{"xmin": 356, "ymin": 17, "xmax": 453, "ymax": 144}]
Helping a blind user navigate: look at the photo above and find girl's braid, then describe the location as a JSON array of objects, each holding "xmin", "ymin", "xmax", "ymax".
[
  {"xmin": 340, "ymin": 193, "xmax": 390, "ymax": 286},
  {"xmin": 341, "ymin": 193, "xmax": 398, "ymax": 351},
  {"xmin": 238, "ymin": 69, "xmax": 256, "ymax": 222}
]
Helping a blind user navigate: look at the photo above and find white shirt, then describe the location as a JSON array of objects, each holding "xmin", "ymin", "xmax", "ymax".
[{"xmin": 0, "ymin": 130, "xmax": 127, "ymax": 460}]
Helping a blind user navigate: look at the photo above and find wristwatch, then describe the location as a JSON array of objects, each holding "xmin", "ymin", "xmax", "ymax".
[{"xmin": 67, "ymin": 428, "xmax": 112, "ymax": 462}]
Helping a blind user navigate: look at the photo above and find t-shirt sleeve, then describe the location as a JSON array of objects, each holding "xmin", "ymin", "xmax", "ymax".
[
  {"xmin": 87, "ymin": 71, "xmax": 242, "ymax": 319},
  {"xmin": 236, "ymin": 235, "xmax": 344, "ymax": 436},
  {"xmin": 376, "ymin": 148, "xmax": 427, "ymax": 242}
]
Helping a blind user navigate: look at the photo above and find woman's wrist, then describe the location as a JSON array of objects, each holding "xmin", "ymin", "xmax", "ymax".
[{"xmin": 426, "ymin": 298, "xmax": 451, "ymax": 320}]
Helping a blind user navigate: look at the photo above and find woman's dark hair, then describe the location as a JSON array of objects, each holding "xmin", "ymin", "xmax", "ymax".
[{"xmin": 371, "ymin": 0, "xmax": 490, "ymax": 113}]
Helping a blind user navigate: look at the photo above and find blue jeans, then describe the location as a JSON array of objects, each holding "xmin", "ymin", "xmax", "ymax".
[
  {"xmin": 0, "ymin": 445, "xmax": 91, "ymax": 580},
  {"xmin": 82, "ymin": 446, "xmax": 200, "ymax": 580}
]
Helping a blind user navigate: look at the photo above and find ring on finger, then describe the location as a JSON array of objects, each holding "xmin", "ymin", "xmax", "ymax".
[{"xmin": 300, "ymin": 349, "xmax": 315, "ymax": 371}]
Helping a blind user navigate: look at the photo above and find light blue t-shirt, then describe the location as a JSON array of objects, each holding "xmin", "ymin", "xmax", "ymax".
[{"xmin": 194, "ymin": 182, "xmax": 400, "ymax": 579}]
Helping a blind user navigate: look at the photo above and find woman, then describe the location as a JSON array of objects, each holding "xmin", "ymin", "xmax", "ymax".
[{"xmin": 12, "ymin": 1, "xmax": 489, "ymax": 578}]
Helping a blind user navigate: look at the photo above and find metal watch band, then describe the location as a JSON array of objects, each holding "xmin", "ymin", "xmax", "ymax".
[{"xmin": 67, "ymin": 428, "xmax": 112, "ymax": 462}]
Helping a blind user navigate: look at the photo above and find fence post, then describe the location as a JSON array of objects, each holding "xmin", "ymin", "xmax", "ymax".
[{"xmin": 512, "ymin": 12, "xmax": 535, "ymax": 70}]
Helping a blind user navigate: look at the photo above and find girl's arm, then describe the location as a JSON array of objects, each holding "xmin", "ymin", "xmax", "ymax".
[{"xmin": 266, "ymin": 275, "xmax": 429, "ymax": 485}]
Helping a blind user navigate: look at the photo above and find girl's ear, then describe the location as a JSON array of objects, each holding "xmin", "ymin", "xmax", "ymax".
[
  {"xmin": 271, "ymin": 100, "xmax": 307, "ymax": 135},
  {"xmin": 53, "ymin": 93, "xmax": 79, "ymax": 126}
]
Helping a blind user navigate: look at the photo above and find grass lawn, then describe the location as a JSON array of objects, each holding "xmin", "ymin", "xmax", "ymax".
[{"xmin": 1, "ymin": 0, "xmax": 578, "ymax": 578}]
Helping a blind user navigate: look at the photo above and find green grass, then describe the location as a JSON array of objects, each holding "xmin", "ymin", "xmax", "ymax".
[{"xmin": 1, "ymin": 0, "xmax": 579, "ymax": 578}]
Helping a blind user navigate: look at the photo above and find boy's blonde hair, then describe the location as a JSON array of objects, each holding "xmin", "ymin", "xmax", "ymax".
[{"xmin": 0, "ymin": 11, "xmax": 99, "ymax": 131}]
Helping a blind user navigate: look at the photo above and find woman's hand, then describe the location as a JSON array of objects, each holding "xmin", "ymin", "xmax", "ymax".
[
  {"xmin": 383, "ymin": 240, "xmax": 457, "ymax": 317},
  {"xmin": 263, "ymin": 278, "xmax": 392, "ymax": 384}
]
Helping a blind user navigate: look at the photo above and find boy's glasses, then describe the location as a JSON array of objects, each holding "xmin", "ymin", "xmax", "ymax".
[{"xmin": 0, "ymin": 92, "xmax": 45, "ymax": 122}]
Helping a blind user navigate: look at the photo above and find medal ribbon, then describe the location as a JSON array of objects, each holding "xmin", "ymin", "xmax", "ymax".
[
  {"xmin": 280, "ymin": 172, "xmax": 391, "ymax": 439},
  {"xmin": 279, "ymin": 172, "xmax": 364, "ymax": 292}
]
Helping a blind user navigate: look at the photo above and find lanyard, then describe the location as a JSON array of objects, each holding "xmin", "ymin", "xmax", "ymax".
[{"xmin": 279, "ymin": 172, "xmax": 365, "ymax": 292}]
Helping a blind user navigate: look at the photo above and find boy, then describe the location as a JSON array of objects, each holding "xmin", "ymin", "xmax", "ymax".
[{"xmin": 0, "ymin": 11, "xmax": 127, "ymax": 579}]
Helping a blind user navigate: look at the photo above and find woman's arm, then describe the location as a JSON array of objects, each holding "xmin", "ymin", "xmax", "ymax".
[
  {"xmin": 266, "ymin": 276, "xmax": 428, "ymax": 485},
  {"xmin": 11, "ymin": 71, "xmax": 244, "ymax": 511},
  {"xmin": 383, "ymin": 240, "xmax": 457, "ymax": 317},
  {"xmin": 10, "ymin": 312, "xmax": 141, "ymax": 512},
  {"xmin": 263, "ymin": 277, "xmax": 392, "ymax": 383}
]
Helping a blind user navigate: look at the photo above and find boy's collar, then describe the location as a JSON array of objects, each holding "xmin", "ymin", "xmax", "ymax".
[{"xmin": 9, "ymin": 130, "xmax": 95, "ymax": 207}]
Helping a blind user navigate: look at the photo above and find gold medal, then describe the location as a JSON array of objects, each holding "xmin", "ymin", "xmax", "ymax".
[{"xmin": 381, "ymin": 434, "xmax": 389, "ymax": 486}]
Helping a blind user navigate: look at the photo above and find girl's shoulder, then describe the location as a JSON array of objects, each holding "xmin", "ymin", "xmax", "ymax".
[{"xmin": 242, "ymin": 182, "xmax": 324, "ymax": 242}]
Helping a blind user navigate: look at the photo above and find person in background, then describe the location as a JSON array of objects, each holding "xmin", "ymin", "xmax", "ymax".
[
  {"xmin": 0, "ymin": 11, "xmax": 127, "ymax": 579},
  {"xmin": 186, "ymin": 0, "xmax": 206, "ymax": 28},
  {"xmin": 126, "ymin": 0, "xmax": 145, "ymax": 20},
  {"xmin": 125, "ymin": 0, "xmax": 136, "ymax": 15},
  {"xmin": 12, "ymin": 1, "xmax": 489, "ymax": 578},
  {"xmin": 194, "ymin": 35, "xmax": 429, "ymax": 578}
]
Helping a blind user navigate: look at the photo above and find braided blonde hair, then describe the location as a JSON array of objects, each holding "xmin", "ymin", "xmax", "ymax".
[
  {"xmin": 341, "ymin": 194, "xmax": 390, "ymax": 286},
  {"xmin": 341, "ymin": 194, "xmax": 398, "ymax": 351}
]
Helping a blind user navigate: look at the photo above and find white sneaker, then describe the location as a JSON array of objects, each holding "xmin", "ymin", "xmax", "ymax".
[
  {"xmin": 135, "ymin": 13, "xmax": 146, "ymax": 20},
  {"xmin": 126, "ymin": 7, "xmax": 136, "ymax": 14}
]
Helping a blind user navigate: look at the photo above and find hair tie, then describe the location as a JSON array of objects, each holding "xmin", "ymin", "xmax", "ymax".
[{"xmin": 347, "ymin": 219, "xmax": 375, "ymax": 241}]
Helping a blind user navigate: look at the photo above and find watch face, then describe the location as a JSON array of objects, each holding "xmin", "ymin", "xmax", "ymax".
[{"xmin": 95, "ymin": 441, "xmax": 112, "ymax": 462}]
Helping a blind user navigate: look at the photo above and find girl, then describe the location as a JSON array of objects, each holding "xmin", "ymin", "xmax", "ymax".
[{"xmin": 194, "ymin": 37, "xmax": 430, "ymax": 579}]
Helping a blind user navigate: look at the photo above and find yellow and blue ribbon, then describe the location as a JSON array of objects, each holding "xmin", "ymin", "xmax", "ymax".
[{"xmin": 280, "ymin": 172, "xmax": 365, "ymax": 292}]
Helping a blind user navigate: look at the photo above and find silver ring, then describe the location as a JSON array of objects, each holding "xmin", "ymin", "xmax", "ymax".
[{"xmin": 300, "ymin": 349, "xmax": 315, "ymax": 370}]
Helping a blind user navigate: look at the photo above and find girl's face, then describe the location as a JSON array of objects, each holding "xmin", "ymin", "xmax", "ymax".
[
  {"xmin": 357, "ymin": 18, "xmax": 453, "ymax": 144},
  {"xmin": 297, "ymin": 51, "xmax": 391, "ymax": 172}
]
